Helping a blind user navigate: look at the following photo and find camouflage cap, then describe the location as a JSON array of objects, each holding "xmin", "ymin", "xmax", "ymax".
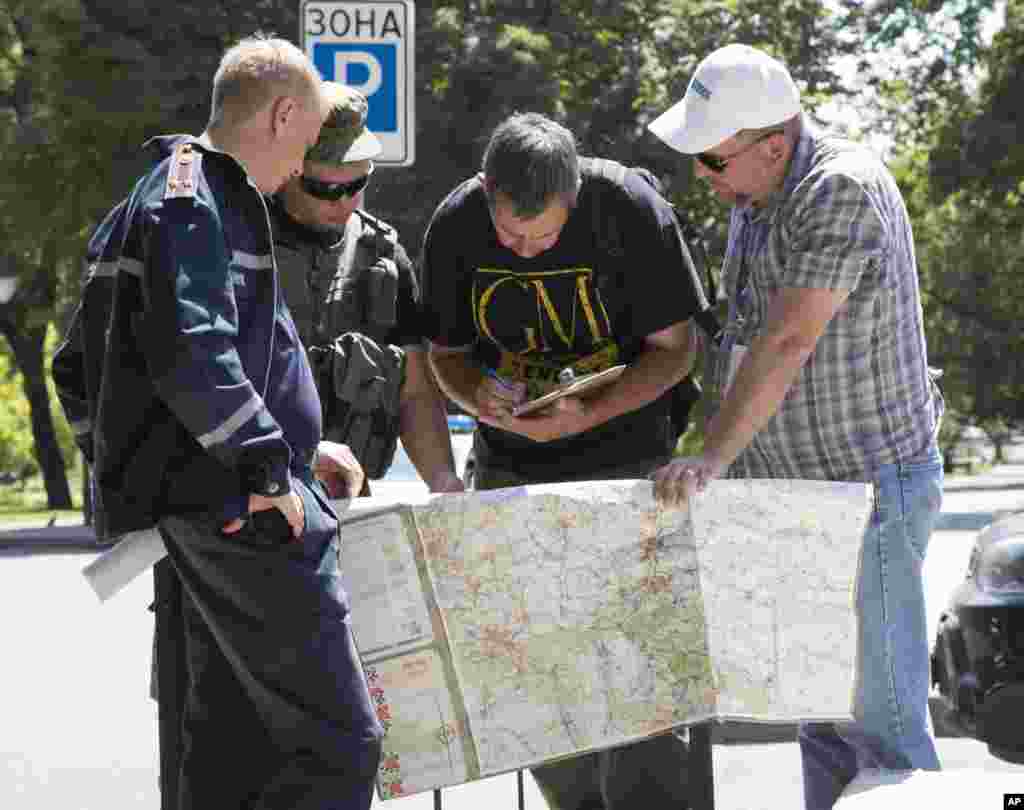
[{"xmin": 306, "ymin": 82, "xmax": 382, "ymax": 165}]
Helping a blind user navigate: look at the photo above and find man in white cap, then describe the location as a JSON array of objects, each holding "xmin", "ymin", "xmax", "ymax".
[{"xmin": 648, "ymin": 44, "xmax": 945, "ymax": 809}]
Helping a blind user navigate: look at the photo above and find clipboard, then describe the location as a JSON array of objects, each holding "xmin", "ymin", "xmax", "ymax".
[{"xmin": 511, "ymin": 365, "xmax": 626, "ymax": 416}]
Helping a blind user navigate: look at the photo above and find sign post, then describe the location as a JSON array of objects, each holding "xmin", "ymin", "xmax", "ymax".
[{"xmin": 300, "ymin": 1, "xmax": 416, "ymax": 167}]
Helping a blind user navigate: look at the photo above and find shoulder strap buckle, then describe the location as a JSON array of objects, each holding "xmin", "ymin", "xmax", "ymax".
[
  {"xmin": 164, "ymin": 142, "xmax": 201, "ymax": 200},
  {"xmin": 587, "ymin": 157, "xmax": 627, "ymax": 187}
]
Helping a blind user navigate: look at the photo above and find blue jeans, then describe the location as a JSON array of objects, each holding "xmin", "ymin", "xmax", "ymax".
[{"xmin": 799, "ymin": 443, "xmax": 944, "ymax": 809}]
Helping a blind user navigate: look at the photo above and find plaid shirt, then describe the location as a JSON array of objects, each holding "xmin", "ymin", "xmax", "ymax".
[{"xmin": 715, "ymin": 123, "xmax": 942, "ymax": 483}]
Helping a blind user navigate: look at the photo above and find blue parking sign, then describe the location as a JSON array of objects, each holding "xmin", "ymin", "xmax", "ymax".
[
  {"xmin": 302, "ymin": 1, "xmax": 415, "ymax": 166},
  {"xmin": 312, "ymin": 43, "xmax": 397, "ymax": 132}
]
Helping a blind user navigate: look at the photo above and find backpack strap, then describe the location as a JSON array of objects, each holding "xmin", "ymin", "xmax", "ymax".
[
  {"xmin": 585, "ymin": 157, "xmax": 629, "ymax": 262},
  {"xmin": 587, "ymin": 156, "xmax": 628, "ymax": 187},
  {"xmin": 682, "ymin": 226, "xmax": 723, "ymax": 343},
  {"xmin": 351, "ymin": 209, "xmax": 399, "ymax": 334},
  {"xmin": 355, "ymin": 208, "xmax": 397, "ymax": 261},
  {"xmin": 585, "ymin": 155, "xmax": 722, "ymax": 341},
  {"xmin": 338, "ymin": 209, "xmax": 366, "ymax": 286},
  {"xmin": 581, "ymin": 156, "xmax": 632, "ymax": 326}
]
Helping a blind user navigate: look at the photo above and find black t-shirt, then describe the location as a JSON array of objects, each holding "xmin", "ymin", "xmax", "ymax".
[{"xmin": 420, "ymin": 160, "xmax": 705, "ymax": 479}]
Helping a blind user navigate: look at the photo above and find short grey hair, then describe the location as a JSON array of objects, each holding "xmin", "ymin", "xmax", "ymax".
[
  {"xmin": 208, "ymin": 33, "xmax": 325, "ymax": 129},
  {"xmin": 735, "ymin": 114, "xmax": 801, "ymax": 146},
  {"xmin": 482, "ymin": 112, "xmax": 580, "ymax": 219}
]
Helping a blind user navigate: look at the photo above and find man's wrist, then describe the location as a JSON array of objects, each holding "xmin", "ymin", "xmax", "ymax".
[
  {"xmin": 700, "ymin": 442, "xmax": 732, "ymax": 478},
  {"xmin": 242, "ymin": 460, "xmax": 292, "ymax": 497},
  {"xmin": 427, "ymin": 469, "xmax": 463, "ymax": 493}
]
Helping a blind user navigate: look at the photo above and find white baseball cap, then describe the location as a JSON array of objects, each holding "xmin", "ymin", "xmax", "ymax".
[{"xmin": 648, "ymin": 44, "xmax": 801, "ymax": 155}]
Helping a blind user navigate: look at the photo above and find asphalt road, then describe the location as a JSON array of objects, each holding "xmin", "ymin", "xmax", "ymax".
[{"xmin": 4, "ymin": 454, "xmax": 1024, "ymax": 809}]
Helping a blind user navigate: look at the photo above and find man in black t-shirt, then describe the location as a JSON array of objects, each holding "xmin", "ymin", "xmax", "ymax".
[
  {"xmin": 420, "ymin": 112, "xmax": 705, "ymax": 810},
  {"xmin": 422, "ymin": 112, "xmax": 706, "ymax": 485}
]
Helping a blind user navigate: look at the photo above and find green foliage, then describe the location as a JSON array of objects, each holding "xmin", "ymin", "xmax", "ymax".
[
  {"xmin": 929, "ymin": 2, "xmax": 1024, "ymax": 200},
  {"xmin": 0, "ymin": 0, "xmax": 1019, "ymax": 498},
  {"xmin": 898, "ymin": 138, "xmax": 1024, "ymax": 432},
  {"xmin": 0, "ymin": 351, "xmax": 36, "ymax": 473},
  {"xmin": 676, "ymin": 421, "xmax": 706, "ymax": 457},
  {"xmin": 0, "ymin": 470, "xmax": 83, "ymax": 520},
  {"xmin": 855, "ymin": 0, "xmax": 997, "ymax": 69},
  {"xmin": 0, "ymin": 1, "xmax": 173, "ymax": 302},
  {"xmin": 0, "ymin": 325, "xmax": 75, "ymax": 473},
  {"xmin": 890, "ymin": 0, "xmax": 1024, "ymax": 432},
  {"xmin": 820, "ymin": 0, "xmax": 1002, "ymax": 155},
  {"xmin": 936, "ymin": 401, "xmax": 966, "ymax": 454}
]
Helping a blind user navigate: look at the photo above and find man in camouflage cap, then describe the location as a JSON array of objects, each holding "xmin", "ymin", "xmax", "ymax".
[
  {"xmin": 303, "ymin": 80, "xmax": 381, "ymax": 164},
  {"xmin": 271, "ymin": 82, "xmax": 465, "ymax": 495}
]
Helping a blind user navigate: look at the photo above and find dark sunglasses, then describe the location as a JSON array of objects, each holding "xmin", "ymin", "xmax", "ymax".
[
  {"xmin": 695, "ymin": 130, "xmax": 784, "ymax": 174},
  {"xmin": 300, "ymin": 163, "xmax": 374, "ymax": 201}
]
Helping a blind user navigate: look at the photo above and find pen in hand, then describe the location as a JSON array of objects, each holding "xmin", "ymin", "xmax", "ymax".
[
  {"xmin": 480, "ymin": 367, "xmax": 527, "ymax": 418},
  {"xmin": 484, "ymin": 367, "xmax": 519, "ymax": 391}
]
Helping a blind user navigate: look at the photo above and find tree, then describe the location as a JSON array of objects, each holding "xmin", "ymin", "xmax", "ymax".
[
  {"xmin": 885, "ymin": 2, "xmax": 1024, "ymax": 443},
  {"xmin": 0, "ymin": 0, "xmax": 292, "ymax": 507},
  {"xmin": 0, "ymin": 279, "xmax": 67, "ymax": 497},
  {"xmin": 0, "ymin": 0, "xmax": 936, "ymax": 506},
  {"xmin": 0, "ymin": 0, "xmax": 84, "ymax": 507}
]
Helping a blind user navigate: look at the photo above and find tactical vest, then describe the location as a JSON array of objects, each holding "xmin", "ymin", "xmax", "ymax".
[
  {"xmin": 275, "ymin": 208, "xmax": 400, "ymax": 347},
  {"xmin": 273, "ymin": 208, "xmax": 406, "ymax": 480}
]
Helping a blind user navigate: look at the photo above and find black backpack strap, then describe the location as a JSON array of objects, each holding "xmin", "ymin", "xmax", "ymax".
[
  {"xmin": 353, "ymin": 209, "xmax": 399, "ymax": 334},
  {"xmin": 355, "ymin": 208, "xmax": 397, "ymax": 262},
  {"xmin": 582, "ymin": 156, "xmax": 633, "ymax": 318},
  {"xmin": 587, "ymin": 155, "xmax": 722, "ymax": 341},
  {"xmin": 681, "ymin": 221, "xmax": 717, "ymax": 304},
  {"xmin": 582, "ymin": 156, "xmax": 721, "ymax": 439},
  {"xmin": 585, "ymin": 157, "xmax": 629, "ymax": 262},
  {"xmin": 675, "ymin": 220, "xmax": 722, "ymax": 343},
  {"xmin": 581, "ymin": 157, "xmax": 636, "ymax": 348}
]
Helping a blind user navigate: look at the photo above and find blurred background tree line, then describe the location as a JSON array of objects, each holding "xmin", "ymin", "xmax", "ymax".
[{"xmin": 0, "ymin": 0, "xmax": 1019, "ymax": 508}]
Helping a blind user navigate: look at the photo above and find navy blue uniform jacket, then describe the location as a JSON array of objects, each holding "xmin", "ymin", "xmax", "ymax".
[{"xmin": 53, "ymin": 135, "xmax": 319, "ymax": 538}]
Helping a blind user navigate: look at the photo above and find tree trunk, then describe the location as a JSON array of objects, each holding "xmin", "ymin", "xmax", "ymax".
[
  {"xmin": 2, "ymin": 319, "xmax": 72, "ymax": 509},
  {"xmin": 82, "ymin": 459, "xmax": 94, "ymax": 525}
]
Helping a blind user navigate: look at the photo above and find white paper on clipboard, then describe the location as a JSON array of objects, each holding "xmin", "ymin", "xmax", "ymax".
[{"xmin": 511, "ymin": 365, "xmax": 626, "ymax": 417}]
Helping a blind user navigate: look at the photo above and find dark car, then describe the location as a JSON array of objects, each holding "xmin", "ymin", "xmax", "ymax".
[{"xmin": 932, "ymin": 512, "xmax": 1024, "ymax": 763}]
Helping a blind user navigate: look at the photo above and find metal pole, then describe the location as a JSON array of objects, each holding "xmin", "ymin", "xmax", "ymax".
[
  {"xmin": 517, "ymin": 769, "xmax": 525, "ymax": 809},
  {"xmin": 689, "ymin": 723, "xmax": 715, "ymax": 809},
  {"xmin": 433, "ymin": 788, "xmax": 442, "ymax": 810}
]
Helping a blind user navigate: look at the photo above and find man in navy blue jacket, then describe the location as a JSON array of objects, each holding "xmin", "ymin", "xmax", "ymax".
[{"xmin": 54, "ymin": 35, "xmax": 383, "ymax": 810}]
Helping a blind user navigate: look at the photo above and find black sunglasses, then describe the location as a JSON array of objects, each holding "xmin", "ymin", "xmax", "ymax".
[
  {"xmin": 695, "ymin": 130, "xmax": 783, "ymax": 174},
  {"xmin": 300, "ymin": 163, "xmax": 374, "ymax": 201}
]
